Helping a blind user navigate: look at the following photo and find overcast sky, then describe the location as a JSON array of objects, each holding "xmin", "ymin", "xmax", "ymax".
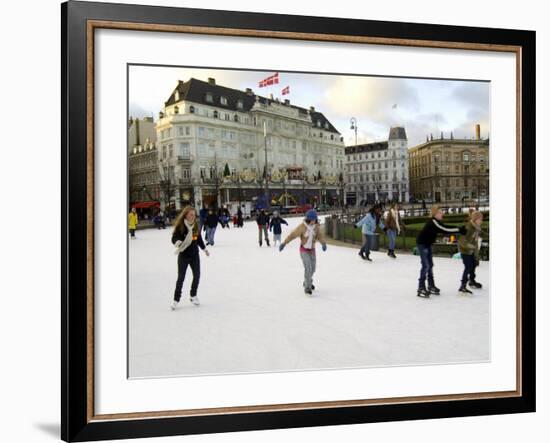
[{"xmin": 129, "ymin": 65, "xmax": 490, "ymax": 147}]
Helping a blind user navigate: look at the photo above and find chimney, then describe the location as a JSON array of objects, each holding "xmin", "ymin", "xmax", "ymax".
[
  {"xmin": 450, "ymin": 131, "xmax": 454, "ymax": 140},
  {"xmin": 269, "ymin": 93, "xmax": 274, "ymax": 100},
  {"xmin": 284, "ymin": 99, "xmax": 290, "ymax": 105},
  {"xmin": 134, "ymin": 118, "xmax": 141, "ymax": 146},
  {"xmin": 208, "ymin": 77, "xmax": 216, "ymax": 85},
  {"xmin": 245, "ymin": 88, "xmax": 253, "ymax": 96},
  {"xmin": 309, "ymin": 106, "xmax": 315, "ymax": 112},
  {"xmin": 475, "ymin": 124, "xmax": 481, "ymax": 140},
  {"xmin": 430, "ymin": 133, "xmax": 433, "ymax": 141}
]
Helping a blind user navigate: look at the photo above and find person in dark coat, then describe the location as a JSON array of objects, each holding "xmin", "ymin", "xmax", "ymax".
[
  {"xmin": 204, "ymin": 208, "xmax": 220, "ymax": 246},
  {"xmin": 256, "ymin": 208, "xmax": 270, "ymax": 247},
  {"xmin": 416, "ymin": 206, "xmax": 466, "ymax": 298},
  {"xmin": 237, "ymin": 206, "xmax": 243, "ymax": 227},
  {"xmin": 198, "ymin": 206, "xmax": 208, "ymax": 230},
  {"xmin": 269, "ymin": 210, "xmax": 288, "ymax": 247},
  {"xmin": 170, "ymin": 206, "xmax": 210, "ymax": 309}
]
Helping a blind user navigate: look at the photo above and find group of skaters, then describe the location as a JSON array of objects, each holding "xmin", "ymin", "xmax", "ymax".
[
  {"xmin": 354, "ymin": 203, "xmax": 485, "ymax": 298},
  {"xmin": 167, "ymin": 205, "xmax": 328, "ymax": 309},
  {"xmin": 138, "ymin": 200, "xmax": 485, "ymax": 310}
]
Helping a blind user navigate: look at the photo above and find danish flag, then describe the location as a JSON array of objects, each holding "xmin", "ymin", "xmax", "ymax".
[
  {"xmin": 281, "ymin": 86, "xmax": 290, "ymax": 95},
  {"xmin": 258, "ymin": 72, "xmax": 279, "ymax": 88}
]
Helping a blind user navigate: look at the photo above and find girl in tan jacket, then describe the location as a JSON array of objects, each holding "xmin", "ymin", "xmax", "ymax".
[{"xmin": 279, "ymin": 209, "xmax": 327, "ymax": 295}]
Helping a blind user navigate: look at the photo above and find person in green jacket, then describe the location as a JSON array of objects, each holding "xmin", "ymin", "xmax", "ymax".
[{"xmin": 458, "ymin": 211, "xmax": 484, "ymax": 294}]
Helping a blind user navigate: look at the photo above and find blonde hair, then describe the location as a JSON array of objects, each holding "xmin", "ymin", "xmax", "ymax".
[
  {"xmin": 430, "ymin": 205, "xmax": 441, "ymax": 217},
  {"xmin": 470, "ymin": 211, "xmax": 483, "ymax": 223},
  {"xmin": 173, "ymin": 206, "xmax": 196, "ymax": 234}
]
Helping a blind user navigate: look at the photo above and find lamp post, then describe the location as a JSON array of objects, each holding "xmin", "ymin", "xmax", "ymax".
[
  {"xmin": 350, "ymin": 117, "xmax": 358, "ymax": 206},
  {"xmin": 263, "ymin": 121, "xmax": 270, "ymax": 209},
  {"xmin": 350, "ymin": 117, "xmax": 358, "ymax": 147},
  {"xmin": 242, "ymin": 152, "xmax": 255, "ymax": 207}
]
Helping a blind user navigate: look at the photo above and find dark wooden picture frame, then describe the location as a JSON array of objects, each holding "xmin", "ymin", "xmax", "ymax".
[{"xmin": 61, "ymin": 1, "xmax": 536, "ymax": 441}]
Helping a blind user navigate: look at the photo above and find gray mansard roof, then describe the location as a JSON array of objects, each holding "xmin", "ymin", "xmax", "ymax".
[
  {"xmin": 345, "ymin": 141, "xmax": 388, "ymax": 155},
  {"xmin": 164, "ymin": 78, "xmax": 341, "ymax": 134},
  {"xmin": 388, "ymin": 127, "xmax": 407, "ymax": 140}
]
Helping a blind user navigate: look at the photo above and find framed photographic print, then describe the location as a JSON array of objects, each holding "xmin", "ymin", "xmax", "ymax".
[{"xmin": 61, "ymin": 0, "xmax": 536, "ymax": 441}]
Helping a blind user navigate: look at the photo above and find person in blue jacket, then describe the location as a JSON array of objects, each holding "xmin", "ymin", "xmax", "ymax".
[
  {"xmin": 355, "ymin": 204, "xmax": 384, "ymax": 261},
  {"xmin": 269, "ymin": 210, "xmax": 288, "ymax": 247}
]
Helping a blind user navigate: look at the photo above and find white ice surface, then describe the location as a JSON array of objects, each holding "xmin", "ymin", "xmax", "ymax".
[{"xmin": 129, "ymin": 216, "xmax": 490, "ymax": 378}]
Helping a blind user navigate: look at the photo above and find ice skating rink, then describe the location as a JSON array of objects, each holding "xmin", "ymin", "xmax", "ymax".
[{"xmin": 129, "ymin": 216, "xmax": 490, "ymax": 378}]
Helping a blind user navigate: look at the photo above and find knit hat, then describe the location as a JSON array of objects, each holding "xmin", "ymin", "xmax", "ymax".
[{"xmin": 305, "ymin": 209, "xmax": 318, "ymax": 221}]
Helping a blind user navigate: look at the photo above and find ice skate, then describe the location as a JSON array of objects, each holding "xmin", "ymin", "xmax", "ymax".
[
  {"xmin": 458, "ymin": 285, "xmax": 473, "ymax": 295},
  {"xmin": 365, "ymin": 255, "xmax": 372, "ymax": 262},
  {"xmin": 304, "ymin": 287, "xmax": 313, "ymax": 296},
  {"xmin": 389, "ymin": 250, "xmax": 397, "ymax": 259},
  {"xmin": 428, "ymin": 285, "xmax": 440, "ymax": 295},
  {"xmin": 417, "ymin": 287, "xmax": 430, "ymax": 298},
  {"xmin": 266, "ymin": 239, "xmax": 270, "ymax": 247},
  {"xmin": 170, "ymin": 300, "xmax": 179, "ymax": 310},
  {"xmin": 358, "ymin": 251, "xmax": 366, "ymax": 260},
  {"xmin": 190, "ymin": 296, "xmax": 200, "ymax": 306},
  {"xmin": 468, "ymin": 280, "xmax": 483, "ymax": 289}
]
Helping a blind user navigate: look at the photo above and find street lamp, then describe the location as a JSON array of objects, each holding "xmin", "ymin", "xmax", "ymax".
[
  {"xmin": 350, "ymin": 117, "xmax": 358, "ymax": 147},
  {"xmin": 263, "ymin": 121, "xmax": 270, "ymax": 209}
]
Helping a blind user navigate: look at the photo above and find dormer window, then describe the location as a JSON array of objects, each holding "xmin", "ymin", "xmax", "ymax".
[
  {"xmin": 174, "ymin": 90, "xmax": 180, "ymax": 101},
  {"xmin": 189, "ymin": 105, "xmax": 195, "ymax": 114},
  {"xmin": 213, "ymin": 110, "xmax": 218, "ymax": 119},
  {"xmin": 220, "ymin": 96, "xmax": 228, "ymax": 105},
  {"xmin": 237, "ymin": 100, "xmax": 244, "ymax": 109},
  {"xmin": 324, "ymin": 122, "xmax": 329, "ymax": 129},
  {"xmin": 317, "ymin": 120, "xmax": 321, "ymax": 128},
  {"xmin": 205, "ymin": 93, "xmax": 213, "ymax": 103}
]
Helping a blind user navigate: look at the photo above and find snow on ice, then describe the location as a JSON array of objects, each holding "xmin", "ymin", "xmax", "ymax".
[{"xmin": 129, "ymin": 216, "xmax": 490, "ymax": 378}]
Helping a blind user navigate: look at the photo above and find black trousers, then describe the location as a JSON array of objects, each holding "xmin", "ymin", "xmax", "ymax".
[
  {"xmin": 173, "ymin": 253, "xmax": 201, "ymax": 301},
  {"xmin": 461, "ymin": 253, "xmax": 476, "ymax": 284}
]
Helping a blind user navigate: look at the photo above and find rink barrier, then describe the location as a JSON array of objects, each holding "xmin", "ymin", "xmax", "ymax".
[{"xmin": 324, "ymin": 214, "xmax": 490, "ymax": 259}]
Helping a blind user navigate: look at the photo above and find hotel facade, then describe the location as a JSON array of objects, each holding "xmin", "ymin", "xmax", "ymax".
[
  {"xmin": 150, "ymin": 77, "xmax": 346, "ymax": 211},
  {"xmin": 344, "ymin": 127, "xmax": 410, "ymax": 205}
]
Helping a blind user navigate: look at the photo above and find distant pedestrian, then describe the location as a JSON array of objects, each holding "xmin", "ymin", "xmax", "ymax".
[
  {"xmin": 154, "ymin": 210, "xmax": 166, "ymax": 229},
  {"xmin": 385, "ymin": 203, "xmax": 402, "ymax": 258},
  {"xmin": 204, "ymin": 208, "xmax": 220, "ymax": 246},
  {"xmin": 457, "ymin": 211, "xmax": 484, "ymax": 294},
  {"xmin": 237, "ymin": 207, "xmax": 244, "ymax": 227},
  {"xmin": 128, "ymin": 207, "xmax": 138, "ymax": 239},
  {"xmin": 199, "ymin": 206, "xmax": 208, "ymax": 230},
  {"xmin": 170, "ymin": 206, "xmax": 209, "ymax": 309},
  {"xmin": 219, "ymin": 207, "xmax": 230, "ymax": 229},
  {"xmin": 256, "ymin": 209, "xmax": 270, "ymax": 247},
  {"xmin": 355, "ymin": 204, "xmax": 384, "ymax": 261},
  {"xmin": 415, "ymin": 206, "xmax": 466, "ymax": 298},
  {"xmin": 269, "ymin": 210, "xmax": 288, "ymax": 247},
  {"xmin": 279, "ymin": 209, "xmax": 327, "ymax": 295}
]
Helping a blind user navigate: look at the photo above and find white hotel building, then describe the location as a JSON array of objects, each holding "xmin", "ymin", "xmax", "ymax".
[
  {"xmin": 344, "ymin": 127, "xmax": 410, "ymax": 205},
  {"xmin": 154, "ymin": 77, "xmax": 346, "ymax": 210}
]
